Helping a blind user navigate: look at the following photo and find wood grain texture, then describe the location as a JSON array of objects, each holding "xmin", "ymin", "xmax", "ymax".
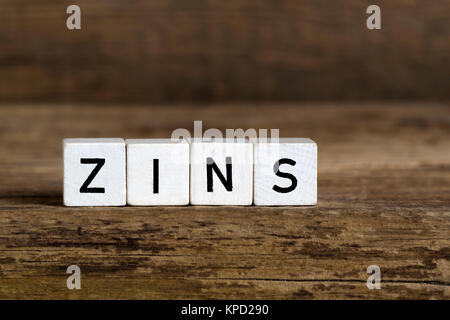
[
  {"xmin": 0, "ymin": 103, "xmax": 449, "ymax": 299},
  {"xmin": 0, "ymin": 0, "xmax": 449, "ymax": 103}
]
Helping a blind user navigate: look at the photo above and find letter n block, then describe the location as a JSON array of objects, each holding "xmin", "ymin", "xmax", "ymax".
[
  {"xmin": 190, "ymin": 139, "xmax": 253, "ymax": 205},
  {"xmin": 63, "ymin": 138, "xmax": 126, "ymax": 206},
  {"xmin": 254, "ymin": 138, "xmax": 317, "ymax": 206},
  {"xmin": 126, "ymin": 139, "xmax": 189, "ymax": 206}
]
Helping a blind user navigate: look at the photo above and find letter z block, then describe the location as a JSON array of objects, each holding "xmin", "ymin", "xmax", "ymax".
[
  {"xmin": 190, "ymin": 139, "xmax": 253, "ymax": 205},
  {"xmin": 254, "ymin": 138, "xmax": 317, "ymax": 206},
  {"xmin": 63, "ymin": 138, "xmax": 126, "ymax": 206},
  {"xmin": 126, "ymin": 139, "xmax": 190, "ymax": 206}
]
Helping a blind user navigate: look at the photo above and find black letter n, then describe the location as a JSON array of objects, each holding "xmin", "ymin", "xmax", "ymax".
[
  {"xmin": 79, "ymin": 158, "xmax": 105, "ymax": 193},
  {"xmin": 206, "ymin": 157, "xmax": 233, "ymax": 192}
]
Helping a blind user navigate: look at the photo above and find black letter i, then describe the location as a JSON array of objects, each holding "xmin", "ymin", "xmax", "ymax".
[{"xmin": 153, "ymin": 159, "xmax": 159, "ymax": 194}]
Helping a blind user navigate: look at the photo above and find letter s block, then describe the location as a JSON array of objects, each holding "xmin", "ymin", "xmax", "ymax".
[
  {"xmin": 190, "ymin": 139, "xmax": 253, "ymax": 205},
  {"xmin": 63, "ymin": 138, "xmax": 126, "ymax": 206},
  {"xmin": 254, "ymin": 138, "xmax": 317, "ymax": 206}
]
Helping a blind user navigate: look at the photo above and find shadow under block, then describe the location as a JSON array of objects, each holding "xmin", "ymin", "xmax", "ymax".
[
  {"xmin": 190, "ymin": 139, "xmax": 253, "ymax": 205},
  {"xmin": 254, "ymin": 138, "xmax": 317, "ymax": 206},
  {"xmin": 63, "ymin": 138, "xmax": 126, "ymax": 206},
  {"xmin": 126, "ymin": 139, "xmax": 189, "ymax": 206}
]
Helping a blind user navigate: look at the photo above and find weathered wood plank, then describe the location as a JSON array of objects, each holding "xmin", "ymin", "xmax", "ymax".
[
  {"xmin": 0, "ymin": 1, "xmax": 449, "ymax": 102},
  {"xmin": 0, "ymin": 103, "xmax": 449, "ymax": 299}
]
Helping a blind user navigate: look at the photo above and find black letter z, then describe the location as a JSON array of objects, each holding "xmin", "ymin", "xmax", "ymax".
[{"xmin": 79, "ymin": 158, "xmax": 105, "ymax": 193}]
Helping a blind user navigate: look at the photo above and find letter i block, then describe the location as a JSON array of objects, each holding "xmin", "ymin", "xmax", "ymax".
[
  {"xmin": 126, "ymin": 139, "xmax": 190, "ymax": 206},
  {"xmin": 190, "ymin": 139, "xmax": 253, "ymax": 205},
  {"xmin": 63, "ymin": 138, "xmax": 126, "ymax": 206},
  {"xmin": 254, "ymin": 138, "xmax": 317, "ymax": 206}
]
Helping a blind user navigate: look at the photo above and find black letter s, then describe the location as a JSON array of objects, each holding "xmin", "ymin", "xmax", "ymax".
[{"xmin": 272, "ymin": 158, "xmax": 297, "ymax": 193}]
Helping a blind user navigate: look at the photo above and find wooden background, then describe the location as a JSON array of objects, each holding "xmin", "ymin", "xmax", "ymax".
[
  {"xmin": 0, "ymin": 0, "xmax": 449, "ymax": 103},
  {"xmin": 0, "ymin": 103, "xmax": 449, "ymax": 299},
  {"xmin": 0, "ymin": 0, "xmax": 449, "ymax": 300}
]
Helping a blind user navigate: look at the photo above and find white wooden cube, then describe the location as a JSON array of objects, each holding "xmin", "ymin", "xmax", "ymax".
[
  {"xmin": 190, "ymin": 139, "xmax": 253, "ymax": 205},
  {"xmin": 63, "ymin": 138, "xmax": 126, "ymax": 206},
  {"xmin": 126, "ymin": 139, "xmax": 189, "ymax": 206},
  {"xmin": 254, "ymin": 138, "xmax": 317, "ymax": 206}
]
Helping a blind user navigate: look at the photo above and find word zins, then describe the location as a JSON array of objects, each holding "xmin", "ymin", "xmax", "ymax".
[{"xmin": 63, "ymin": 138, "xmax": 317, "ymax": 206}]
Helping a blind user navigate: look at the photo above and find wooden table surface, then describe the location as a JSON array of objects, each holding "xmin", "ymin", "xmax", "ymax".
[{"xmin": 0, "ymin": 103, "xmax": 449, "ymax": 299}]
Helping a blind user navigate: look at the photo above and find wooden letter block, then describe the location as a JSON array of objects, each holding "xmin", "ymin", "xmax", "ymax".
[
  {"xmin": 254, "ymin": 138, "xmax": 317, "ymax": 206},
  {"xmin": 190, "ymin": 139, "xmax": 253, "ymax": 205},
  {"xmin": 126, "ymin": 139, "xmax": 189, "ymax": 206},
  {"xmin": 63, "ymin": 138, "xmax": 126, "ymax": 206}
]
